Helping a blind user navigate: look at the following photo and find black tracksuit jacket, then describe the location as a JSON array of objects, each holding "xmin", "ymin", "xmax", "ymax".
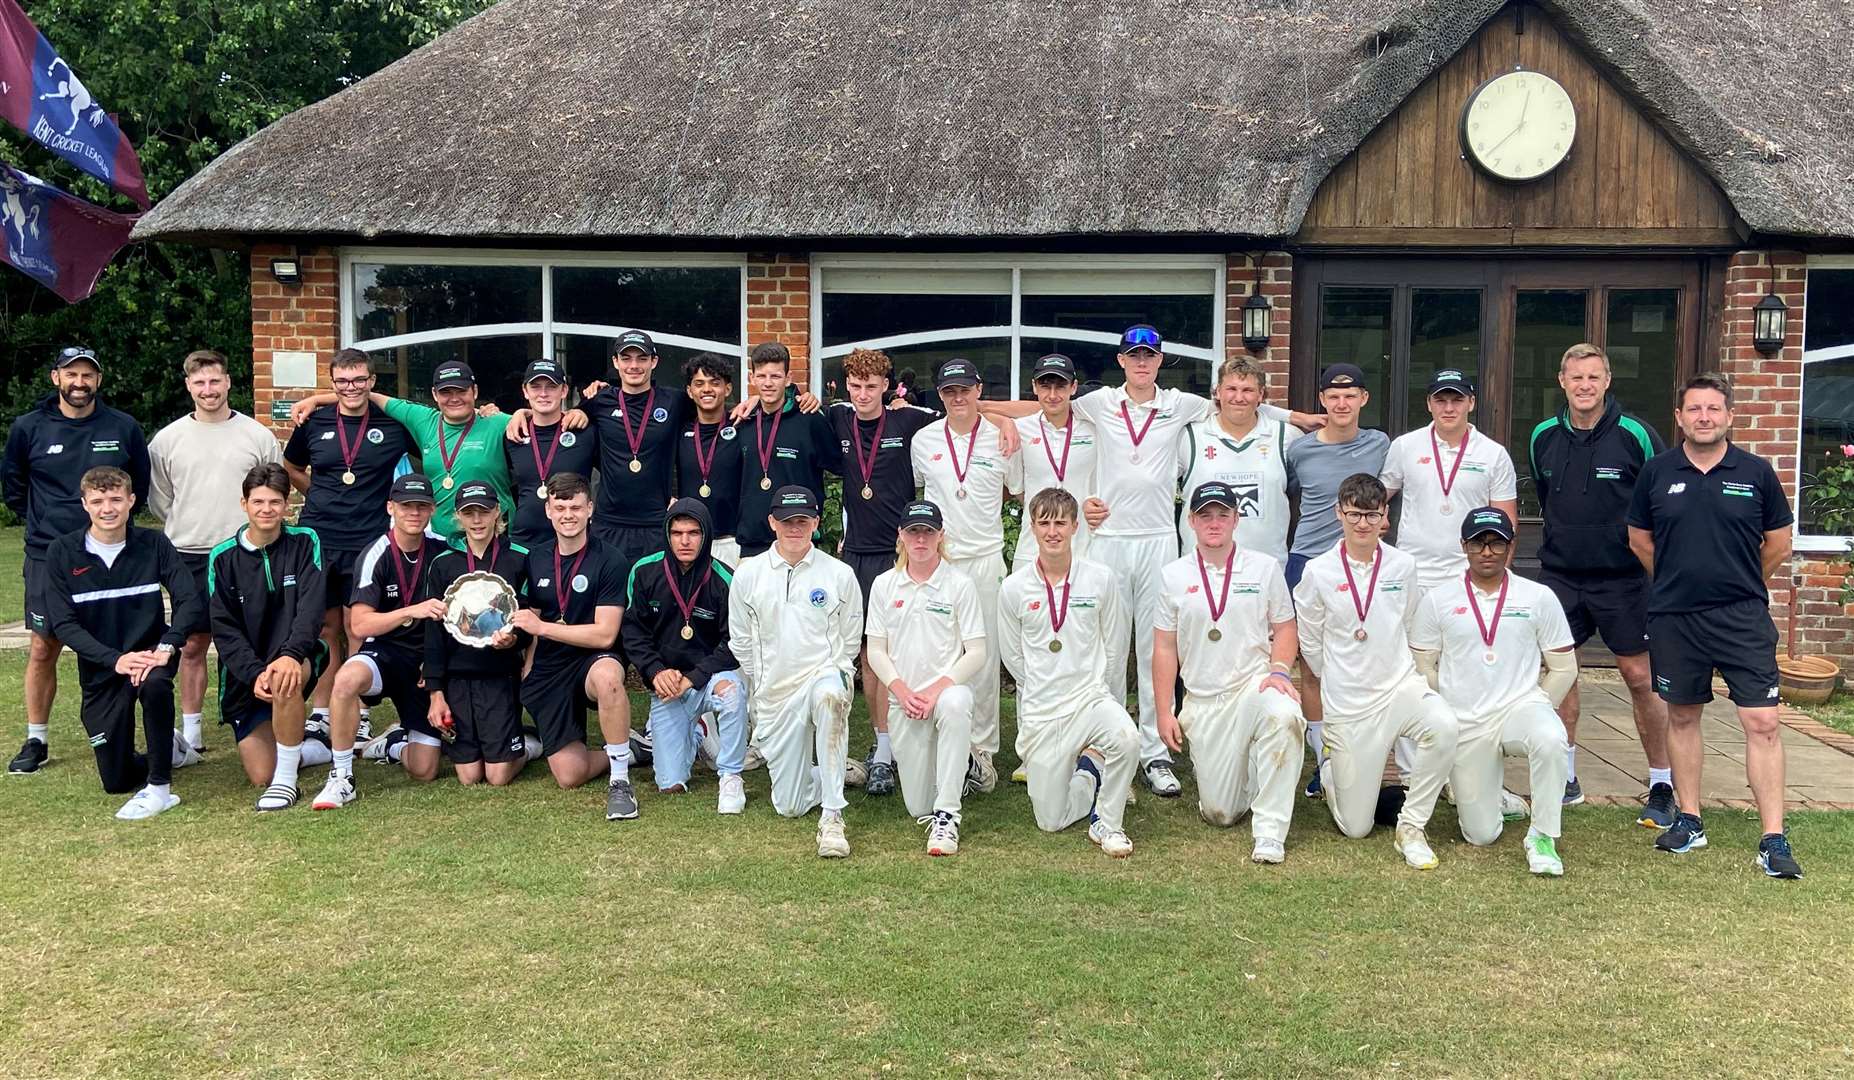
[
  {"xmin": 1528, "ymin": 395, "xmax": 1666, "ymax": 577},
  {"xmin": 44, "ymin": 525, "xmax": 201, "ymax": 684},
  {"xmin": 207, "ymin": 525, "xmax": 327, "ymax": 688},
  {"xmin": 3, "ymin": 395, "xmax": 151, "ymax": 559}
]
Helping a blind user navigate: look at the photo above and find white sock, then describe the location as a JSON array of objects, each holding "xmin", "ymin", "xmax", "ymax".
[
  {"xmin": 523, "ymin": 735, "xmax": 543, "ymax": 762},
  {"xmin": 1566, "ymin": 746, "xmax": 1577, "ymax": 781},
  {"xmin": 1306, "ymin": 721, "xmax": 1324, "ymax": 757},
  {"xmin": 333, "ymin": 748, "xmax": 354, "ymax": 779},
  {"xmin": 274, "ymin": 743, "xmax": 302, "ymax": 789},
  {"xmin": 299, "ymin": 739, "xmax": 332, "ymax": 767},
  {"xmin": 1648, "ymin": 766, "xmax": 1672, "ymax": 787},
  {"xmin": 386, "ymin": 739, "xmax": 405, "ymax": 764},
  {"xmin": 873, "ymin": 731, "xmax": 893, "ymax": 765},
  {"xmin": 146, "ymin": 782, "xmax": 170, "ymax": 798},
  {"xmin": 181, "ymin": 713, "xmax": 203, "ymax": 743},
  {"xmin": 605, "ymin": 742, "xmax": 630, "ymax": 781},
  {"xmin": 359, "ymin": 706, "xmax": 371, "ymax": 720},
  {"xmin": 27, "ymin": 723, "xmax": 48, "ymax": 743}
]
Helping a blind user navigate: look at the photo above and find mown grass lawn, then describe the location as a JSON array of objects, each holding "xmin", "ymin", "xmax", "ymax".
[
  {"xmin": 1, "ymin": 651, "xmax": 1850, "ymax": 1079},
  {"xmin": 1799, "ymin": 691, "xmax": 1854, "ymax": 739},
  {"xmin": 0, "ymin": 526, "xmax": 21, "ymax": 623}
]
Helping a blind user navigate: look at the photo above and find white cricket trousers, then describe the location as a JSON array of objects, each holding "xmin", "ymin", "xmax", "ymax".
[
  {"xmin": 1180, "ymin": 679, "xmax": 1307, "ymax": 843},
  {"xmin": 753, "ymin": 672, "xmax": 852, "ymax": 817},
  {"xmin": 1018, "ymin": 697, "xmax": 1137, "ymax": 835},
  {"xmin": 889, "ymin": 685, "xmax": 974, "ymax": 818},
  {"xmin": 1090, "ymin": 532, "xmax": 1179, "ymax": 766},
  {"xmin": 1319, "ymin": 675, "xmax": 1460, "ymax": 837},
  {"xmin": 946, "ymin": 550, "xmax": 1007, "ymax": 755},
  {"xmin": 1451, "ymin": 699, "xmax": 1569, "ymax": 843}
]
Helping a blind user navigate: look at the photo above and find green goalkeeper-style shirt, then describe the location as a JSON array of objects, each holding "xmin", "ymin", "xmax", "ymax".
[{"xmin": 382, "ymin": 397, "xmax": 514, "ymax": 541}]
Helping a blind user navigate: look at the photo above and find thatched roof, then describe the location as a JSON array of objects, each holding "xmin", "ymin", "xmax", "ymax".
[{"xmin": 134, "ymin": 0, "xmax": 1854, "ymax": 244}]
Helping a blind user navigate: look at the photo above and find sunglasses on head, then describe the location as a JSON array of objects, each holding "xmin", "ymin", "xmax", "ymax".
[{"xmin": 1122, "ymin": 328, "xmax": 1162, "ymax": 350}]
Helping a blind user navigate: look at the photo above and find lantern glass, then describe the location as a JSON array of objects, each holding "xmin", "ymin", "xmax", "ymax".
[
  {"xmin": 1752, "ymin": 292, "xmax": 1786, "ymax": 353},
  {"xmin": 1242, "ymin": 293, "xmax": 1271, "ymax": 350}
]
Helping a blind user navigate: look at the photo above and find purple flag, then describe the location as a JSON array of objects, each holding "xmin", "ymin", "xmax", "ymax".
[
  {"xmin": 0, "ymin": 161, "xmax": 136, "ymax": 302},
  {"xmin": 0, "ymin": 0, "xmax": 149, "ymax": 208}
]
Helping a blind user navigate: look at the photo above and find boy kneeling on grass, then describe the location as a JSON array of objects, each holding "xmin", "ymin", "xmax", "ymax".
[{"xmin": 45, "ymin": 465, "xmax": 205, "ymax": 820}]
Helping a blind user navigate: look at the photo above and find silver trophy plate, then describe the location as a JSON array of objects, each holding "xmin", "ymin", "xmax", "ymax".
[{"xmin": 443, "ymin": 571, "xmax": 519, "ymax": 648}]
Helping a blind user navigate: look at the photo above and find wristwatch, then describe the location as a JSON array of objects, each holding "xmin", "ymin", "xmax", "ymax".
[{"xmin": 155, "ymin": 642, "xmax": 177, "ymax": 656}]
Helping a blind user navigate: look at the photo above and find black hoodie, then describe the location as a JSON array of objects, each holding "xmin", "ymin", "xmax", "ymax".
[
  {"xmin": 3, "ymin": 394, "xmax": 151, "ymax": 558},
  {"xmin": 1528, "ymin": 395, "xmax": 1665, "ymax": 576},
  {"xmin": 621, "ymin": 497, "xmax": 737, "ymax": 687},
  {"xmin": 44, "ymin": 525, "xmax": 201, "ymax": 677},
  {"xmin": 207, "ymin": 524, "xmax": 327, "ymax": 687}
]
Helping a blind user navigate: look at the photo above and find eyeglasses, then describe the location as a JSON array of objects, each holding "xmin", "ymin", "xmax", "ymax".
[
  {"xmin": 332, "ymin": 376, "xmax": 373, "ymax": 389},
  {"xmin": 1122, "ymin": 327, "xmax": 1162, "ymax": 350},
  {"xmin": 1465, "ymin": 538, "xmax": 1512, "ymax": 553},
  {"xmin": 1341, "ymin": 510, "xmax": 1386, "ymax": 524}
]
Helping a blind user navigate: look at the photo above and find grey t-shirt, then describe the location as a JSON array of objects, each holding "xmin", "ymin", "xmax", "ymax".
[{"xmin": 1285, "ymin": 428, "xmax": 1392, "ymax": 558}]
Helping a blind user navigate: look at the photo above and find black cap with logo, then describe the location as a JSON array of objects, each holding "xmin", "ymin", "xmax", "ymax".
[
  {"xmin": 52, "ymin": 346, "xmax": 100, "ymax": 370},
  {"xmin": 523, "ymin": 358, "xmax": 566, "ymax": 385},
  {"xmin": 934, "ymin": 358, "xmax": 980, "ymax": 390},
  {"xmin": 390, "ymin": 473, "xmax": 437, "ymax": 505},
  {"xmin": 1460, "ymin": 506, "xmax": 1515, "ymax": 542},
  {"xmin": 1319, "ymin": 363, "xmax": 1366, "ymax": 391},
  {"xmin": 901, "ymin": 501, "xmax": 944, "ymax": 531},
  {"xmin": 615, "ymin": 330, "xmax": 656, "ymax": 356},
  {"xmin": 1428, "ymin": 369, "xmax": 1476, "ymax": 397},
  {"xmin": 1030, "ymin": 353, "xmax": 1077, "ymax": 383},
  {"xmin": 769, "ymin": 485, "xmax": 821, "ymax": 520},
  {"xmin": 432, "ymin": 361, "xmax": 476, "ymax": 390},
  {"xmin": 456, "ymin": 480, "xmax": 498, "ymax": 510},
  {"xmin": 1189, "ymin": 481, "xmax": 1240, "ymax": 513}
]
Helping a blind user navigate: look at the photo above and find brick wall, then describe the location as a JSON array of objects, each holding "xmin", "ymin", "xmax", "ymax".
[
  {"xmin": 1715, "ymin": 250, "xmax": 1852, "ymax": 666},
  {"xmin": 746, "ymin": 253, "xmax": 811, "ymax": 384},
  {"xmin": 1225, "ymin": 253, "xmax": 1293, "ymax": 406},
  {"xmin": 249, "ymin": 242, "xmax": 340, "ymax": 436}
]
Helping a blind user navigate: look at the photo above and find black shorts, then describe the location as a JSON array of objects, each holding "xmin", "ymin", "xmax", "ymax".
[
  {"xmin": 352, "ymin": 646, "xmax": 437, "ymax": 738},
  {"xmin": 845, "ymin": 550, "xmax": 892, "ymax": 609},
  {"xmin": 22, "ymin": 554, "xmax": 51, "ymax": 638},
  {"xmin": 220, "ymin": 643, "xmax": 331, "ymax": 741},
  {"xmin": 521, "ymin": 652, "xmax": 623, "ymax": 756},
  {"xmin": 1537, "ymin": 569, "xmax": 1650, "ymax": 656},
  {"xmin": 591, "ymin": 521, "xmax": 662, "ymax": 587},
  {"xmin": 442, "ymin": 674, "xmax": 525, "ymax": 765},
  {"xmin": 1646, "ymin": 599, "xmax": 1782, "ymax": 707},
  {"xmin": 324, "ymin": 546, "xmax": 363, "ymax": 610},
  {"xmin": 178, "ymin": 551, "xmax": 211, "ymax": 634}
]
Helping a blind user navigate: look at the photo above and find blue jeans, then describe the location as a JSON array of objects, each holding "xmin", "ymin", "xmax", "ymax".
[{"xmin": 646, "ymin": 670, "xmax": 748, "ymax": 789}]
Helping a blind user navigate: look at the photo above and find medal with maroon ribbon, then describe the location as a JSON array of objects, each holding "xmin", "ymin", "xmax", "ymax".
[
  {"xmin": 1120, "ymin": 400, "xmax": 1158, "ymax": 464},
  {"xmin": 435, "ymin": 415, "xmax": 473, "ymax": 490},
  {"xmin": 1431, "ymin": 425, "xmax": 1470, "ymax": 515},
  {"xmin": 663, "ymin": 560, "xmax": 713, "ymax": 641},
  {"xmin": 465, "ymin": 539, "xmax": 501, "ymax": 575},
  {"xmin": 1040, "ymin": 413, "xmax": 1073, "ymax": 483},
  {"xmin": 754, "ymin": 403, "xmax": 783, "ymax": 491},
  {"xmin": 553, "ymin": 545, "xmax": 589, "ymax": 623},
  {"xmin": 1198, "ymin": 546, "xmax": 1234, "ymax": 642},
  {"xmin": 690, "ymin": 422, "xmax": 720, "ymax": 499},
  {"xmin": 852, "ymin": 410, "xmax": 887, "ymax": 500},
  {"xmin": 387, "ymin": 531, "xmax": 430, "ymax": 627},
  {"xmin": 529, "ymin": 424, "xmax": 563, "ymax": 501},
  {"xmin": 1463, "ymin": 569, "xmax": 1509, "ymax": 666},
  {"xmin": 1039, "ymin": 562, "xmax": 1071, "ymax": 653},
  {"xmin": 335, "ymin": 410, "xmax": 368, "ymax": 486},
  {"xmin": 618, "ymin": 389, "xmax": 655, "ymax": 474},
  {"xmin": 944, "ymin": 421, "xmax": 979, "ymax": 500},
  {"xmin": 1339, "ymin": 546, "xmax": 1382, "ymax": 641}
]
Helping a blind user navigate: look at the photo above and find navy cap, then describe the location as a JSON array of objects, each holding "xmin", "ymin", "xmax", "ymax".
[
  {"xmin": 1428, "ymin": 369, "xmax": 1476, "ymax": 397},
  {"xmin": 1460, "ymin": 506, "xmax": 1515, "ymax": 542},
  {"xmin": 615, "ymin": 330, "xmax": 656, "ymax": 356},
  {"xmin": 1120, "ymin": 325, "xmax": 1163, "ymax": 353},
  {"xmin": 1030, "ymin": 353, "xmax": 1077, "ymax": 383},
  {"xmin": 1319, "ymin": 363, "xmax": 1366, "ymax": 391},
  {"xmin": 432, "ymin": 361, "xmax": 475, "ymax": 390},
  {"xmin": 1189, "ymin": 481, "xmax": 1240, "ymax": 513},
  {"xmin": 455, "ymin": 481, "xmax": 498, "ymax": 510},
  {"xmin": 901, "ymin": 501, "xmax": 944, "ymax": 531},
  {"xmin": 935, "ymin": 358, "xmax": 980, "ymax": 390},
  {"xmin": 769, "ymin": 485, "xmax": 820, "ymax": 520},
  {"xmin": 390, "ymin": 473, "xmax": 437, "ymax": 505},
  {"xmin": 52, "ymin": 345, "xmax": 99, "ymax": 370},
  {"xmin": 523, "ymin": 358, "xmax": 566, "ymax": 385}
]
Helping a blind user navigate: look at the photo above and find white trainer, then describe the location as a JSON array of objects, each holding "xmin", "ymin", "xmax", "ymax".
[
  {"xmin": 1394, "ymin": 823, "xmax": 1439, "ymax": 870},
  {"xmin": 1251, "ymin": 837, "xmax": 1286, "ymax": 864},
  {"xmin": 360, "ymin": 726, "xmax": 400, "ymax": 762},
  {"xmin": 844, "ymin": 757, "xmax": 868, "ymax": 788},
  {"xmin": 1088, "ymin": 818, "xmax": 1133, "ymax": 858},
  {"xmin": 743, "ymin": 744, "xmax": 766, "ymax": 771},
  {"xmin": 115, "ymin": 787, "xmax": 180, "ymax": 820},
  {"xmin": 1501, "ymin": 788, "xmax": 1532, "ymax": 821},
  {"xmin": 312, "ymin": 774, "xmax": 357, "ymax": 810},
  {"xmin": 172, "ymin": 740, "xmax": 202, "ymax": 769},
  {"xmin": 924, "ymin": 811, "xmax": 961, "ymax": 856},
  {"xmin": 817, "ymin": 809, "xmax": 850, "ymax": 858},
  {"xmin": 717, "ymin": 773, "xmax": 746, "ymax": 815},
  {"xmin": 1525, "ymin": 829, "xmax": 1565, "ymax": 876},
  {"xmin": 966, "ymin": 750, "xmax": 998, "ymax": 795},
  {"xmin": 255, "ymin": 783, "xmax": 299, "ymax": 812}
]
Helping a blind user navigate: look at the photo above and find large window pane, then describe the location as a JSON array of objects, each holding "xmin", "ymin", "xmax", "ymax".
[
  {"xmin": 1020, "ymin": 283, "xmax": 1215, "ymax": 350},
  {"xmin": 1603, "ymin": 289, "xmax": 1679, "ymax": 447},
  {"xmin": 353, "ymin": 263, "xmax": 542, "ymax": 342},
  {"xmin": 1802, "ymin": 357, "xmax": 1854, "ymax": 535},
  {"xmin": 1405, "ymin": 288, "xmax": 1482, "ymax": 433},
  {"xmin": 1804, "ymin": 268, "xmax": 1854, "ymax": 353},
  {"xmin": 372, "ymin": 335, "xmax": 544, "ymax": 412},
  {"xmin": 553, "ymin": 266, "xmax": 741, "ymax": 344},
  {"xmin": 1507, "ymin": 290, "xmax": 1588, "ymax": 517},
  {"xmin": 819, "ymin": 339, "xmax": 1009, "ymax": 413},
  {"xmin": 1318, "ymin": 286, "xmax": 1393, "ymax": 432},
  {"xmin": 1017, "ymin": 337, "xmax": 1213, "ymax": 399},
  {"xmin": 820, "ymin": 292, "xmax": 1010, "ymax": 348}
]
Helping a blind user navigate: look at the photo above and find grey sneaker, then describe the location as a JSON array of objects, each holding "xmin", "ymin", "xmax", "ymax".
[
  {"xmin": 866, "ymin": 759, "xmax": 897, "ymax": 797},
  {"xmin": 605, "ymin": 778, "xmax": 640, "ymax": 820},
  {"xmin": 1561, "ymin": 777, "xmax": 1585, "ymax": 807},
  {"xmin": 1142, "ymin": 760, "xmax": 1182, "ymax": 798}
]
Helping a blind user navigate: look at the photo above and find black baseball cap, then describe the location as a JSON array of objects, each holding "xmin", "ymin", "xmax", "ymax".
[
  {"xmin": 935, "ymin": 358, "xmax": 980, "ymax": 390},
  {"xmin": 900, "ymin": 501, "xmax": 944, "ymax": 531},
  {"xmin": 615, "ymin": 330, "xmax": 656, "ymax": 356},
  {"xmin": 52, "ymin": 346, "xmax": 99, "ymax": 370},
  {"xmin": 769, "ymin": 485, "xmax": 820, "ymax": 520},
  {"xmin": 432, "ymin": 361, "xmax": 475, "ymax": 390},
  {"xmin": 1319, "ymin": 363, "xmax": 1366, "ymax": 391},
  {"xmin": 1120, "ymin": 325, "xmax": 1163, "ymax": 353},
  {"xmin": 1428, "ymin": 369, "xmax": 1476, "ymax": 397},
  {"xmin": 390, "ymin": 473, "xmax": 436, "ymax": 505},
  {"xmin": 455, "ymin": 481, "xmax": 498, "ymax": 510},
  {"xmin": 1030, "ymin": 353, "xmax": 1077, "ymax": 383},
  {"xmin": 1189, "ymin": 481, "xmax": 1239, "ymax": 513},
  {"xmin": 523, "ymin": 358, "xmax": 566, "ymax": 385},
  {"xmin": 1460, "ymin": 506, "xmax": 1515, "ymax": 542}
]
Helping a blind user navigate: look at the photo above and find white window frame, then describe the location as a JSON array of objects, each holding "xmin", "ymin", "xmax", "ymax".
[
  {"xmin": 338, "ymin": 247, "xmax": 751, "ymax": 379},
  {"xmin": 1795, "ymin": 254, "xmax": 1854, "ymax": 552},
  {"xmin": 807, "ymin": 252, "xmax": 1227, "ymax": 398}
]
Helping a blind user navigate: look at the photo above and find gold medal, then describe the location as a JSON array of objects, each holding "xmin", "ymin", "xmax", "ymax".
[
  {"xmin": 1208, "ymin": 627, "xmax": 1222, "ymax": 641},
  {"xmin": 1048, "ymin": 639, "xmax": 1062, "ymax": 653},
  {"xmin": 760, "ymin": 477, "xmax": 772, "ymax": 491},
  {"xmin": 340, "ymin": 470, "xmax": 356, "ymax": 485},
  {"xmin": 536, "ymin": 485, "xmax": 548, "ymax": 500},
  {"xmin": 861, "ymin": 485, "xmax": 874, "ymax": 500},
  {"xmin": 441, "ymin": 475, "xmax": 454, "ymax": 490},
  {"xmin": 629, "ymin": 458, "xmax": 643, "ymax": 474},
  {"xmin": 680, "ymin": 624, "xmax": 694, "ymax": 641},
  {"xmin": 698, "ymin": 483, "xmax": 711, "ymax": 498}
]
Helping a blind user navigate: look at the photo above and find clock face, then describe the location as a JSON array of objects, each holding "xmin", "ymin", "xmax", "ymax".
[{"xmin": 1460, "ymin": 70, "xmax": 1577, "ymax": 182}]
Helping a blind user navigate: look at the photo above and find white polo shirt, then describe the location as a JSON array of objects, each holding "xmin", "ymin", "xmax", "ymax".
[
  {"xmin": 1174, "ymin": 415, "xmax": 1300, "ymax": 564},
  {"xmin": 1291, "ymin": 540, "xmax": 1423, "ymax": 721},
  {"xmin": 1410, "ymin": 571, "xmax": 1574, "ymax": 724},
  {"xmin": 1014, "ymin": 408, "xmax": 1098, "ymax": 514},
  {"xmin": 727, "ymin": 544, "xmax": 864, "ymax": 705},
  {"xmin": 911, "ymin": 417, "xmax": 1023, "ymax": 560},
  {"xmin": 865, "ymin": 560, "xmax": 986, "ymax": 686},
  {"xmin": 1155, "ymin": 546, "xmax": 1295, "ymax": 696},
  {"xmin": 1380, "ymin": 424, "xmax": 1518, "ymax": 590},
  {"xmin": 1070, "ymin": 386, "xmax": 1213, "ymax": 538},
  {"xmin": 997, "ymin": 556, "xmax": 1124, "ymax": 729}
]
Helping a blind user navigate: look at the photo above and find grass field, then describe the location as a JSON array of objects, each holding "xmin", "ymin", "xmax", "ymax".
[
  {"xmin": 0, "ymin": 526, "xmax": 21, "ymax": 623},
  {"xmin": 1799, "ymin": 691, "xmax": 1854, "ymax": 738},
  {"xmin": 1, "ymin": 652, "xmax": 1851, "ymax": 1079}
]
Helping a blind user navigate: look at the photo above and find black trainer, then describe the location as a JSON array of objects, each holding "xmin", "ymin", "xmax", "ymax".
[
  {"xmin": 1637, "ymin": 782, "xmax": 1677, "ymax": 830},
  {"xmin": 1654, "ymin": 812, "xmax": 1707, "ymax": 854},
  {"xmin": 866, "ymin": 759, "xmax": 897, "ymax": 797},
  {"xmin": 605, "ymin": 777, "xmax": 640, "ymax": 820},
  {"xmin": 1757, "ymin": 833, "xmax": 1803, "ymax": 879},
  {"xmin": 7, "ymin": 738, "xmax": 49, "ymax": 774}
]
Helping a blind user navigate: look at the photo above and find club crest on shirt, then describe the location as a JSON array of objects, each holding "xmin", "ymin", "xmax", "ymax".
[
  {"xmin": 91, "ymin": 440, "xmax": 120, "ymax": 452},
  {"xmin": 1072, "ymin": 597, "xmax": 1098, "ymax": 609},
  {"xmin": 652, "ymin": 407, "xmax": 670, "ymax": 422},
  {"xmin": 572, "ymin": 574, "xmax": 589, "ymax": 593},
  {"xmin": 1231, "ymin": 582, "xmax": 1260, "ymax": 595},
  {"xmin": 559, "ymin": 431, "xmax": 577, "ymax": 447},
  {"xmin": 1382, "ymin": 579, "xmax": 1406, "ymax": 593},
  {"xmin": 367, "ymin": 428, "xmax": 384, "ymax": 444},
  {"xmin": 721, "ymin": 426, "xmax": 737, "ymax": 440},
  {"xmin": 926, "ymin": 602, "xmax": 953, "ymax": 615},
  {"xmin": 809, "ymin": 588, "xmax": 827, "ymax": 607},
  {"xmin": 1595, "ymin": 466, "xmax": 1623, "ymax": 480}
]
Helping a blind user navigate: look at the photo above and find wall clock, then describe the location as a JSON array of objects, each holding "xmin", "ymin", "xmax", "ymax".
[{"xmin": 1460, "ymin": 69, "xmax": 1577, "ymax": 182}]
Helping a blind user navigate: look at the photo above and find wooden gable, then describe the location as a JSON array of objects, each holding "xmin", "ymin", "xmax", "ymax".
[{"xmin": 1298, "ymin": 5, "xmax": 1742, "ymax": 247}]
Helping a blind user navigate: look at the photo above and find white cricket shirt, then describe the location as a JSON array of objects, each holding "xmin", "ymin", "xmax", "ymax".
[
  {"xmin": 727, "ymin": 544, "xmax": 863, "ymax": 706},
  {"xmin": 1380, "ymin": 424, "xmax": 1518, "ymax": 590},
  {"xmin": 1410, "ymin": 571, "xmax": 1574, "ymax": 725},
  {"xmin": 911, "ymin": 417, "xmax": 1023, "ymax": 560},
  {"xmin": 865, "ymin": 560, "xmax": 986, "ymax": 686},
  {"xmin": 1155, "ymin": 546, "xmax": 1294, "ymax": 697},
  {"xmin": 1291, "ymin": 540, "xmax": 1423, "ymax": 721},
  {"xmin": 997, "ymin": 556, "xmax": 1125, "ymax": 729}
]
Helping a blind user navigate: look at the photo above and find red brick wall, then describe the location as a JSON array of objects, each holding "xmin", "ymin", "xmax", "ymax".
[
  {"xmin": 1225, "ymin": 253, "xmax": 1293, "ymax": 406},
  {"xmin": 249, "ymin": 242, "xmax": 340, "ymax": 436},
  {"xmin": 746, "ymin": 254, "xmax": 811, "ymax": 384}
]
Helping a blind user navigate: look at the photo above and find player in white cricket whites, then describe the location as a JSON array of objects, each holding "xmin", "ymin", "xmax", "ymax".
[
  {"xmin": 1380, "ymin": 370, "xmax": 1518, "ymax": 593},
  {"xmin": 1174, "ymin": 357, "xmax": 1300, "ymax": 565},
  {"xmin": 728, "ymin": 486, "xmax": 863, "ymax": 858},
  {"xmin": 1011, "ymin": 353, "xmax": 1097, "ymax": 568},
  {"xmin": 864, "ymin": 501, "xmax": 989, "ymax": 855},
  {"xmin": 1293, "ymin": 474, "xmax": 1460, "ymax": 869},
  {"xmin": 911, "ymin": 358, "xmax": 1022, "ymax": 795},
  {"xmin": 998, "ymin": 488, "xmax": 1138, "ymax": 858},
  {"xmin": 1412, "ymin": 507, "xmax": 1577, "ymax": 876},
  {"xmin": 1154, "ymin": 481, "xmax": 1306, "ymax": 864}
]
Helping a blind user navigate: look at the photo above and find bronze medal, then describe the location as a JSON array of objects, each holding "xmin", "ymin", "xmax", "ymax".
[
  {"xmin": 1353, "ymin": 627, "xmax": 1368, "ymax": 641},
  {"xmin": 861, "ymin": 485, "xmax": 874, "ymax": 500},
  {"xmin": 1208, "ymin": 627, "xmax": 1222, "ymax": 641},
  {"xmin": 1048, "ymin": 639, "xmax": 1062, "ymax": 653}
]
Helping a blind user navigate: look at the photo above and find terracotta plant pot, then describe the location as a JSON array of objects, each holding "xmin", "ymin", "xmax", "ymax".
[{"xmin": 1778, "ymin": 655, "xmax": 1841, "ymax": 706}]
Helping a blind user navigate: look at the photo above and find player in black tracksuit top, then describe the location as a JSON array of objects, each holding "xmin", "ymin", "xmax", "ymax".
[
  {"xmin": 424, "ymin": 481, "xmax": 534, "ymax": 786},
  {"xmin": 208, "ymin": 463, "xmax": 332, "ymax": 810}
]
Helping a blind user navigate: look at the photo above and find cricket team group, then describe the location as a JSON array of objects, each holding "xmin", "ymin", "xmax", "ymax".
[{"xmin": 1, "ymin": 323, "xmax": 1805, "ymax": 878}]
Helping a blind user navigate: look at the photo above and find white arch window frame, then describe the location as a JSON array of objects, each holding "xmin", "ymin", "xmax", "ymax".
[
  {"xmin": 807, "ymin": 252, "xmax": 1228, "ymax": 398},
  {"xmin": 1795, "ymin": 255, "xmax": 1854, "ymax": 552},
  {"xmin": 337, "ymin": 247, "xmax": 752, "ymax": 378}
]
